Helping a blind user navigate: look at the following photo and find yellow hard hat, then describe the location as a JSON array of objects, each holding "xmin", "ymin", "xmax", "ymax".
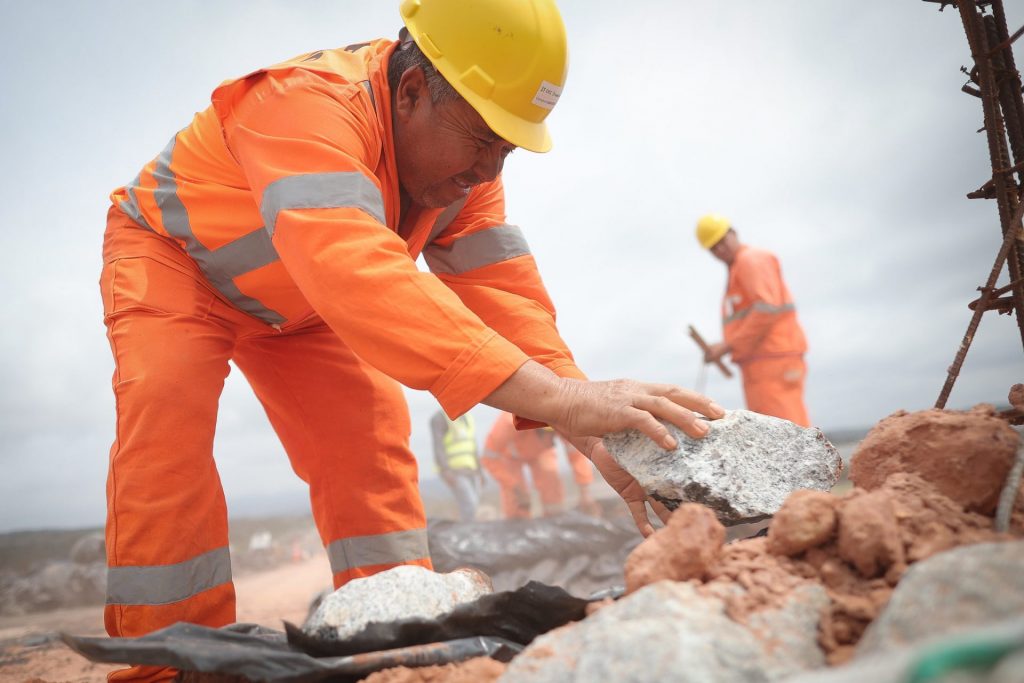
[
  {"xmin": 696, "ymin": 214, "xmax": 731, "ymax": 249},
  {"xmin": 399, "ymin": 0, "xmax": 568, "ymax": 153}
]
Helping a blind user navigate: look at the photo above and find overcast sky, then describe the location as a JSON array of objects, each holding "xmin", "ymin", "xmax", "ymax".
[{"xmin": 1, "ymin": 1, "xmax": 1021, "ymax": 532}]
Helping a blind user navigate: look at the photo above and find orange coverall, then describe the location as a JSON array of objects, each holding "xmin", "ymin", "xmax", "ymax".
[
  {"xmin": 101, "ymin": 40, "xmax": 584, "ymax": 681},
  {"xmin": 722, "ymin": 245, "xmax": 810, "ymax": 426},
  {"xmin": 481, "ymin": 412, "xmax": 594, "ymax": 518}
]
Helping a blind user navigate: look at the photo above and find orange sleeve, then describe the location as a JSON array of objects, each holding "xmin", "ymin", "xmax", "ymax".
[
  {"xmin": 725, "ymin": 250, "xmax": 786, "ymax": 357},
  {"xmin": 221, "ymin": 70, "xmax": 529, "ymax": 418},
  {"xmin": 424, "ymin": 178, "xmax": 586, "ymax": 382}
]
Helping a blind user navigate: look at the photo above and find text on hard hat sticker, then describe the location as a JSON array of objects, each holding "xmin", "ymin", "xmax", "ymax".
[{"xmin": 531, "ymin": 80, "xmax": 563, "ymax": 110}]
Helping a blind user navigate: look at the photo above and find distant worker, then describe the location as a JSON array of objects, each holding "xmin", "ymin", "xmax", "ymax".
[
  {"xmin": 430, "ymin": 410, "xmax": 484, "ymax": 522},
  {"xmin": 696, "ymin": 214, "xmax": 810, "ymax": 426},
  {"xmin": 482, "ymin": 412, "xmax": 598, "ymax": 518}
]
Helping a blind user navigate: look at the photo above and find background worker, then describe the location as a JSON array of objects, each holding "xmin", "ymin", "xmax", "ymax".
[
  {"xmin": 99, "ymin": 1, "xmax": 722, "ymax": 679},
  {"xmin": 430, "ymin": 410, "xmax": 485, "ymax": 522},
  {"xmin": 696, "ymin": 214, "xmax": 810, "ymax": 426},
  {"xmin": 482, "ymin": 412, "xmax": 599, "ymax": 519}
]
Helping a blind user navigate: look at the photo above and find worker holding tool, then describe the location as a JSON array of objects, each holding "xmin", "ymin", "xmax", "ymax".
[
  {"xmin": 430, "ymin": 410, "xmax": 485, "ymax": 522},
  {"xmin": 482, "ymin": 412, "xmax": 599, "ymax": 519},
  {"xmin": 99, "ymin": 1, "xmax": 723, "ymax": 679},
  {"xmin": 696, "ymin": 214, "xmax": 810, "ymax": 426}
]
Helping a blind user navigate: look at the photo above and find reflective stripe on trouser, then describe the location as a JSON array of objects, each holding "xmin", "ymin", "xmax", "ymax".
[
  {"xmin": 100, "ymin": 209, "xmax": 429, "ymax": 679},
  {"xmin": 740, "ymin": 356, "xmax": 810, "ymax": 427}
]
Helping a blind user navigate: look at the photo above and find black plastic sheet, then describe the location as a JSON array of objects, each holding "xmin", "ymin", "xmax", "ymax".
[
  {"xmin": 63, "ymin": 623, "xmax": 519, "ymax": 683},
  {"xmin": 428, "ymin": 510, "xmax": 641, "ymax": 597},
  {"xmin": 62, "ymin": 582, "xmax": 589, "ymax": 682}
]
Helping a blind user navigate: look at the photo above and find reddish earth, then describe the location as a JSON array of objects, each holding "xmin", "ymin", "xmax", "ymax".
[
  {"xmin": 623, "ymin": 503, "xmax": 724, "ymax": 593},
  {"xmin": 849, "ymin": 405, "xmax": 1019, "ymax": 514},
  {"xmin": 361, "ymin": 657, "xmax": 505, "ymax": 683}
]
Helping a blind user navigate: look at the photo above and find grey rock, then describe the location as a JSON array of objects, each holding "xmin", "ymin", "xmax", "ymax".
[
  {"xmin": 303, "ymin": 565, "xmax": 492, "ymax": 640},
  {"xmin": 500, "ymin": 580, "xmax": 827, "ymax": 683},
  {"xmin": 857, "ymin": 541, "xmax": 1024, "ymax": 657},
  {"xmin": 605, "ymin": 410, "xmax": 842, "ymax": 525},
  {"xmin": 781, "ymin": 617, "xmax": 1024, "ymax": 683},
  {"xmin": 748, "ymin": 584, "xmax": 830, "ymax": 678}
]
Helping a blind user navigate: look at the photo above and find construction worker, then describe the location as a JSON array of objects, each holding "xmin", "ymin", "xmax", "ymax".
[
  {"xmin": 99, "ymin": 2, "xmax": 723, "ymax": 679},
  {"xmin": 430, "ymin": 410, "xmax": 484, "ymax": 522},
  {"xmin": 482, "ymin": 412, "xmax": 598, "ymax": 519},
  {"xmin": 696, "ymin": 214, "xmax": 810, "ymax": 427}
]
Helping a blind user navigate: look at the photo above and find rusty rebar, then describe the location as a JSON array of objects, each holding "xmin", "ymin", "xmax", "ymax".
[
  {"xmin": 954, "ymin": 0, "xmax": 1024, "ymax": 348},
  {"xmin": 936, "ymin": 197, "xmax": 1024, "ymax": 408}
]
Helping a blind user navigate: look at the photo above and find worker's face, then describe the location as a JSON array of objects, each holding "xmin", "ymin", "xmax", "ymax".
[
  {"xmin": 393, "ymin": 67, "xmax": 516, "ymax": 208},
  {"xmin": 710, "ymin": 230, "xmax": 739, "ymax": 265}
]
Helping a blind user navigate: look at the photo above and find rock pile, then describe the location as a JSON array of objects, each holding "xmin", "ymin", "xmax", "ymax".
[{"xmin": 498, "ymin": 405, "xmax": 1023, "ymax": 682}]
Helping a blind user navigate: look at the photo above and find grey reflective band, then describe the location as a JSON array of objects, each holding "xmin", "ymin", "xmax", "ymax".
[
  {"xmin": 106, "ymin": 546, "xmax": 231, "ymax": 606},
  {"xmin": 423, "ymin": 224, "xmax": 530, "ymax": 275},
  {"xmin": 153, "ymin": 136, "xmax": 286, "ymax": 325},
  {"xmin": 119, "ymin": 173, "xmax": 154, "ymax": 232},
  {"xmin": 425, "ymin": 196, "xmax": 469, "ymax": 247},
  {"xmin": 326, "ymin": 528, "xmax": 429, "ymax": 574},
  {"xmin": 205, "ymin": 228, "xmax": 280, "ymax": 280},
  {"xmin": 724, "ymin": 301, "xmax": 795, "ymax": 325},
  {"xmin": 260, "ymin": 172, "xmax": 386, "ymax": 236}
]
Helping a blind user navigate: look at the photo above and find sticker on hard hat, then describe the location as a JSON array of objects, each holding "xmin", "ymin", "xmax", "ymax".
[{"xmin": 531, "ymin": 80, "xmax": 563, "ymax": 110}]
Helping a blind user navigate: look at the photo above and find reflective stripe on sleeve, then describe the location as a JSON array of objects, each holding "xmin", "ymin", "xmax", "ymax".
[
  {"xmin": 153, "ymin": 136, "xmax": 286, "ymax": 325},
  {"xmin": 423, "ymin": 224, "xmax": 530, "ymax": 275},
  {"xmin": 119, "ymin": 173, "xmax": 155, "ymax": 231},
  {"xmin": 724, "ymin": 301, "xmax": 795, "ymax": 325},
  {"xmin": 326, "ymin": 529, "xmax": 429, "ymax": 575},
  {"xmin": 106, "ymin": 546, "xmax": 232, "ymax": 606},
  {"xmin": 260, "ymin": 172, "xmax": 386, "ymax": 236}
]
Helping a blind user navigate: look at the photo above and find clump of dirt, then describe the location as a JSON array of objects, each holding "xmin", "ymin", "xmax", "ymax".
[
  {"xmin": 360, "ymin": 656, "xmax": 505, "ymax": 683},
  {"xmin": 767, "ymin": 490, "xmax": 837, "ymax": 557},
  {"xmin": 624, "ymin": 406, "xmax": 1022, "ymax": 667},
  {"xmin": 849, "ymin": 405, "xmax": 1019, "ymax": 514},
  {"xmin": 624, "ymin": 503, "xmax": 724, "ymax": 594}
]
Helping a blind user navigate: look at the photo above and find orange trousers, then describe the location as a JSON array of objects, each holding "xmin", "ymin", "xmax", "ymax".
[
  {"xmin": 100, "ymin": 209, "xmax": 429, "ymax": 682},
  {"xmin": 482, "ymin": 449, "xmax": 564, "ymax": 518},
  {"xmin": 740, "ymin": 355, "xmax": 810, "ymax": 427}
]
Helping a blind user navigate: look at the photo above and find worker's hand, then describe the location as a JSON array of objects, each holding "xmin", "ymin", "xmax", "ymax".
[
  {"xmin": 567, "ymin": 435, "xmax": 671, "ymax": 536},
  {"xmin": 546, "ymin": 377, "xmax": 723, "ymax": 449},
  {"xmin": 704, "ymin": 341, "xmax": 731, "ymax": 363}
]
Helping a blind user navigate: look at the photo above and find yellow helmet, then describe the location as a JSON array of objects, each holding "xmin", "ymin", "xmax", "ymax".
[
  {"xmin": 696, "ymin": 214, "xmax": 731, "ymax": 249},
  {"xmin": 399, "ymin": 0, "xmax": 568, "ymax": 153}
]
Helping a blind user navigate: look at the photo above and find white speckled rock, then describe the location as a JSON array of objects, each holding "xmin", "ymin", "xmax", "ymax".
[
  {"xmin": 303, "ymin": 565, "xmax": 492, "ymax": 640},
  {"xmin": 499, "ymin": 580, "xmax": 828, "ymax": 683},
  {"xmin": 605, "ymin": 410, "xmax": 842, "ymax": 525}
]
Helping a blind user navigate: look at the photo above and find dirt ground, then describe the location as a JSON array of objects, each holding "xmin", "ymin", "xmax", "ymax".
[{"xmin": 0, "ymin": 554, "xmax": 333, "ymax": 683}]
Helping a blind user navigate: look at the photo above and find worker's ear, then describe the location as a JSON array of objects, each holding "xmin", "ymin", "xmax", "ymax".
[{"xmin": 394, "ymin": 66, "xmax": 431, "ymax": 123}]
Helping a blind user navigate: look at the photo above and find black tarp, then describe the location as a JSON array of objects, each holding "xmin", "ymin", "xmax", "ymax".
[{"xmin": 63, "ymin": 582, "xmax": 588, "ymax": 683}]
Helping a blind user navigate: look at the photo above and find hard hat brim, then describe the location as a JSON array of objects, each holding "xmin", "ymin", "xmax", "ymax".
[{"xmin": 458, "ymin": 88, "xmax": 553, "ymax": 153}]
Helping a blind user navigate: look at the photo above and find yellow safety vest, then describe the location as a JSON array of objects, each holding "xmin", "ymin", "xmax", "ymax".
[{"xmin": 443, "ymin": 414, "xmax": 478, "ymax": 471}]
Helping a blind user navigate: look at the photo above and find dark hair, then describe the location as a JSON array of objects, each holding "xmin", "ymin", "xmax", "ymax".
[{"xmin": 387, "ymin": 29, "xmax": 460, "ymax": 105}]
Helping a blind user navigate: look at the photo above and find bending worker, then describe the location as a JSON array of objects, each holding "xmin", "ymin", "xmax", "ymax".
[
  {"xmin": 99, "ymin": 2, "xmax": 722, "ymax": 679},
  {"xmin": 482, "ymin": 412, "xmax": 598, "ymax": 519},
  {"xmin": 696, "ymin": 214, "xmax": 810, "ymax": 426},
  {"xmin": 430, "ymin": 409, "xmax": 484, "ymax": 522}
]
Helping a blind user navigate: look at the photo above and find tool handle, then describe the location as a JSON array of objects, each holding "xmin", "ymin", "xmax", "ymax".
[{"xmin": 688, "ymin": 325, "xmax": 733, "ymax": 378}]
